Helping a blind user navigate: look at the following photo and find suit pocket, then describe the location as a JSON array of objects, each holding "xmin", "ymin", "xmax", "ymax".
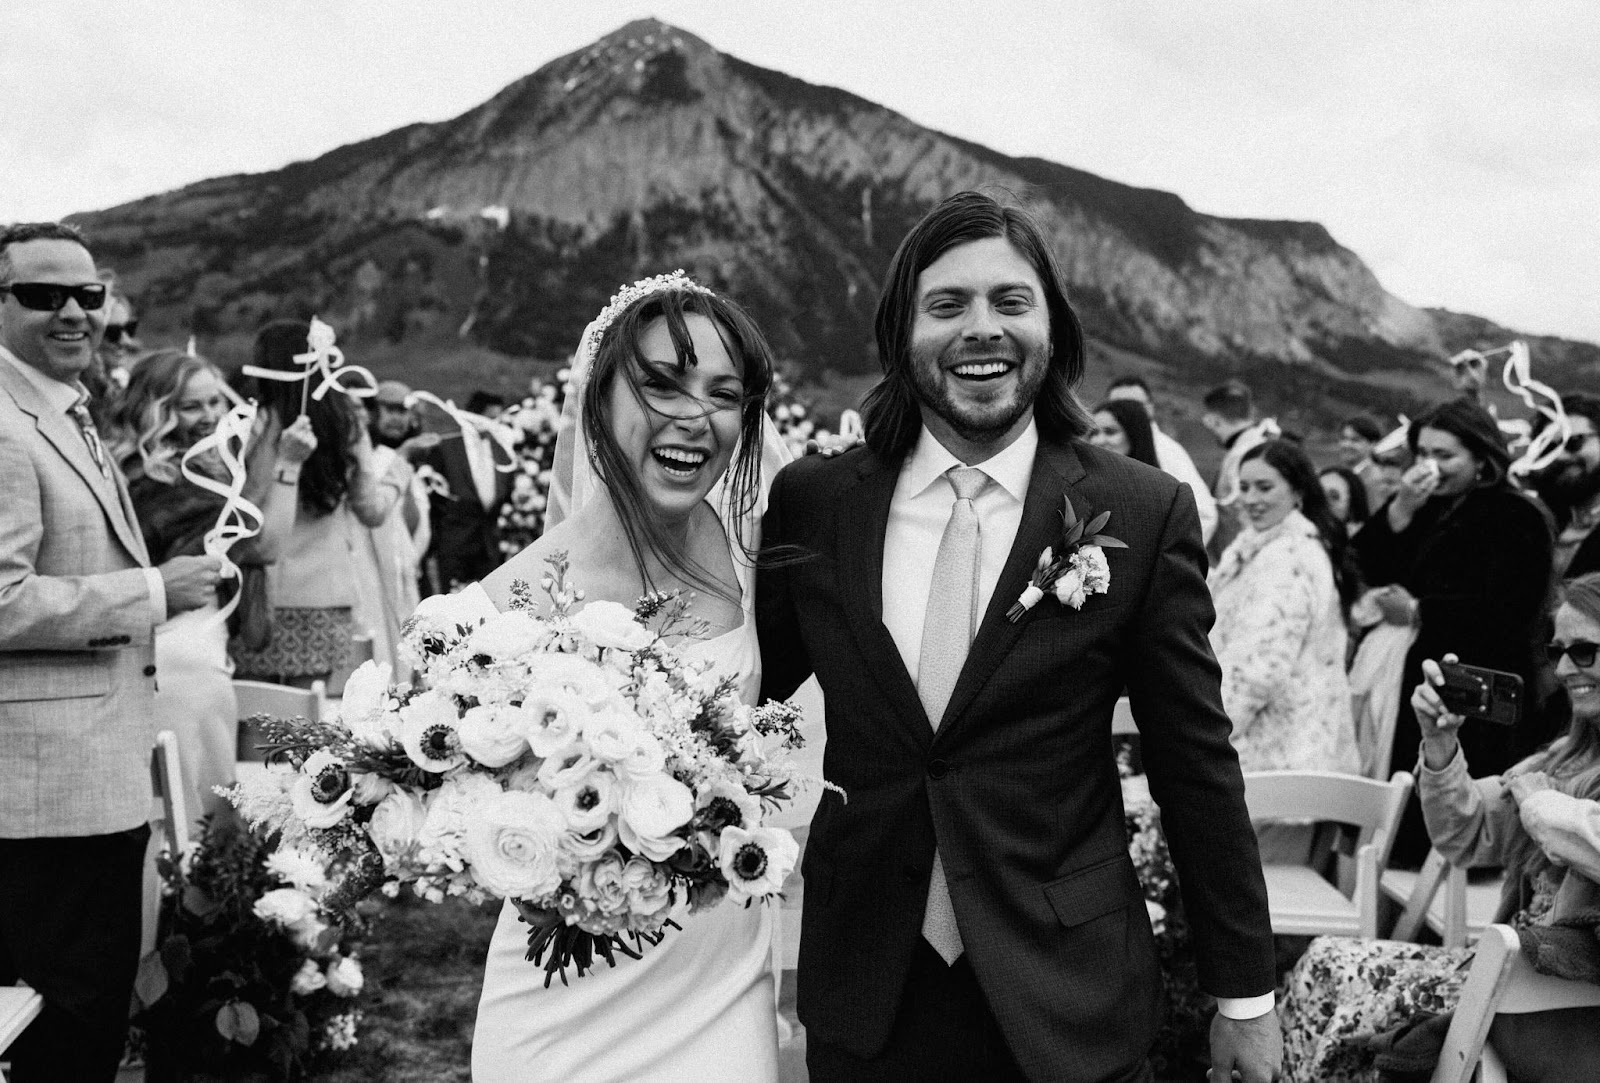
[
  {"xmin": 1042, "ymin": 853, "xmax": 1141, "ymax": 928},
  {"xmin": 0, "ymin": 652, "xmax": 112, "ymax": 702}
]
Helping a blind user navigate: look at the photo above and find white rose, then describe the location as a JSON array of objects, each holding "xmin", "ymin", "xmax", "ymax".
[
  {"xmin": 290, "ymin": 750, "xmax": 354, "ymax": 829},
  {"xmin": 325, "ymin": 955, "xmax": 364, "ymax": 998},
  {"xmin": 467, "ymin": 610, "xmax": 546, "ymax": 663},
  {"xmin": 457, "ymin": 703, "xmax": 530, "ymax": 768},
  {"xmin": 1052, "ymin": 565, "xmax": 1088, "ymax": 609},
  {"xmin": 411, "ymin": 587, "xmax": 498, "ymax": 628},
  {"xmin": 578, "ymin": 850, "xmax": 630, "ymax": 915},
  {"xmin": 580, "ymin": 709, "xmax": 647, "ymax": 765},
  {"xmin": 264, "ymin": 848, "xmax": 328, "ymax": 893},
  {"xmin": 553, "ymin": 771, "xmax": 616, "ymax": 833},
  {"xmin": 368, "ymin": 789, "xmax": 429, "ymax": 868},
  {"xmin": 523, "ymin": 652, "xmax": 625, "ymax": 710},
  {"xmin": 515, "ymin": 690, "xmax": 591, "ymax": 758},
  {"xmin": 253, "ymin": 886, "xmax": 319, "ymax": 929},
  {"xmin": 464, "ymin": 789, "xmax": 568, "ymax": 900},
  {"xmin": 620, "ymin": 855, "xmax": 674, "ymax": 920},
  {"xmin": 290, "ymin": 957, "xmax": 327, "ymax": 995},
  {"xmin": 569, "ymin": 600, "xmax": 653, "ymax": 651},
  {"xmin": 616, "ymin": 775, "xmax": 694, "ymax": 861},
  {"xmin": 339, "ymin": 661, "xmax": 393, "ymax": 733},
  {"xmin": 416, "ymin": 774, "xmax": 502, "ymax": 871},
  {"xmin": 398, "ymin": 690, "xmax": 467, "ymax": 772},
  {"xmin": 617, "ymin": 732, "xmax": 666, "ymax": 780},
  {"xmin": 717, "ymin": 826, "xmax": 799, "ymax": 903}
]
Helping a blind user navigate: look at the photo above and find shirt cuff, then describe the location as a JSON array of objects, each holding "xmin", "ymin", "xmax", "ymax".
[
  {"xmin": 1216, "ymin": 993, "xmax": 1276, "ymax": 1020},
  {"xmin": 143, "ymin": 567, "xmax": 168, "ymax": 625}
]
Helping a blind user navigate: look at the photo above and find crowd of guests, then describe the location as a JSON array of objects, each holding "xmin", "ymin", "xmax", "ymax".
[{"xmin": 4, "ymin": 214, "xmax": 1598, "ymax": 1081}]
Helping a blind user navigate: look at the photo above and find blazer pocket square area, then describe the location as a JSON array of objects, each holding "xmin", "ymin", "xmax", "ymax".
[{"xmin": 1042, "ymin": 855, "xmax": 1141, "ymax": 928}]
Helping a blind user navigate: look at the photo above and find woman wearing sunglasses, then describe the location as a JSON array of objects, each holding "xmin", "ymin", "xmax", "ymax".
[{"xmin": 1279, "ymin": 572, "xmax": 1600, "ymax": 1081}]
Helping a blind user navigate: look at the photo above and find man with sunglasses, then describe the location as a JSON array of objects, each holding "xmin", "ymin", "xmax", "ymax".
[
  {"xmin": 0, "ymin": 221, "xmax": 223, "ymax": 1082},
  {"xmin": 1529, "ymin": 394, "xmax": 1600, "ymax": 580}
]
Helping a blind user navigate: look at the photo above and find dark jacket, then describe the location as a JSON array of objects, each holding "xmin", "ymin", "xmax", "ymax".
[
  {"xmin": 756, "ymin": 436, "xmax": 1274, "ymax": 1082},
  {"xmin": 421, "ymin": 434, "xmax": 512, "ymax": 592}
]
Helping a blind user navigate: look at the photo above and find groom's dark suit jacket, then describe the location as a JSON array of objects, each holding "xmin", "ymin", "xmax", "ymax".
[{"xmin": 757, "ymin": 436, "xmax": 1274, "ymax": 1082}]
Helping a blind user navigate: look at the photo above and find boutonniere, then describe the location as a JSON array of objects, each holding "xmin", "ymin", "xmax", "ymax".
[{"xmin": 1006, "ymin": 498, "xmax": 1128, "ymax": 621}]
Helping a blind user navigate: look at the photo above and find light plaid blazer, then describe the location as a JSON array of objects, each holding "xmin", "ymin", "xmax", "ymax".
[{"xmin": 0, "ymin": 358, "xmax": 159, "ymax": 837}]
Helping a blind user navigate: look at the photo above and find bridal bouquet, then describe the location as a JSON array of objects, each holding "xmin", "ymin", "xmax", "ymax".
[{"xmin": 225, "ymin": 554, "xmax": 809, "ymax": 986}]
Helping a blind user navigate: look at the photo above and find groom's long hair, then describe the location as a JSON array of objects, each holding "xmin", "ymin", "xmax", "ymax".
[{"xmin": 862, "ymin": 191, "xmax": 1091, "ymax": 458}]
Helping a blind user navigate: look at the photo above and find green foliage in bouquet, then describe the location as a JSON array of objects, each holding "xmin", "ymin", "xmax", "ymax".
[{"xmin": 134, "ymin": 818, "xmax": 367, "ymax": 1082}]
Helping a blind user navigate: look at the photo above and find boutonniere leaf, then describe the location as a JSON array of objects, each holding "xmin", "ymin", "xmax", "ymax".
[{"xmin": 1007, "ymin": 499, "xmax": 1125, "ymax": 622}]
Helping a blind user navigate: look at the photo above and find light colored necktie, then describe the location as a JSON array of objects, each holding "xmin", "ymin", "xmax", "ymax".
[
  {"xmin": 70, "ymin": 401, "xmax": 110, "ymax": 478},
  {"xmin": 917, "ymin": 465, "xmax": 988, "ymax": 964}
]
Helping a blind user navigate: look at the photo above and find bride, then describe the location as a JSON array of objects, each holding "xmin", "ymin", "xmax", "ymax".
[{"xmin": 469, "ymin": 273, "xmax": 792, "ymax": 1082}]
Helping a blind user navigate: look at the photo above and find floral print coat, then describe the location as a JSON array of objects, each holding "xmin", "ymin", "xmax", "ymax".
[{"xmin": 1208, "ymin": 511, "xmax": 1359, "ymax": 773}]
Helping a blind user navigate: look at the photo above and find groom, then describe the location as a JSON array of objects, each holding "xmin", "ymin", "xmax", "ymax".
[{"xmin": 757, "ymin": 192, "xmax": 1280, "ymax": 1082}]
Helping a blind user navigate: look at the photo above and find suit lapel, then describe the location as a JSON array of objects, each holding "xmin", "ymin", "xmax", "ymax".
[
  {"xmin": 937, "ymin": 438, "xmax": 1087, "ymax": 734},
  {"xmin": 836, "ymin": 451, "xmax": 933, "ymax": 746}
]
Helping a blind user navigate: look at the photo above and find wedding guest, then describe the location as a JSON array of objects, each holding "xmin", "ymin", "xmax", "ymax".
[
  {"xmin": 1279, "ymin": 574, "xmax": 1600, "ymax": 1082},
  {"xmin": 104, "ymin": 349, "xmax": 315, "ymax": 818},
  {"xmin": 1088, "ymin": 398, "xmax": 1159, "ymax": 467},
  {"xmin": 0, "ymin": 221, "xmax": 222, "ymax": 1082},
  {"xmin": 1528, "ymin": 393, "xmax": 1600, "ymax": 579},
  {"xmin": 1209, "ymin": 440, "xmax": 1360, "ymax": 784},
  {"xmin": 420, "ymin": 387, "xmax": 512, "ymax": 594},
  {"xmin": 231, "ymin": 320, "xmax": 403, "ymax": 687},
  {"xmin": 1353, "ymin": 398, "xmax": 1556, "ymax": 866},
  {"xmin": 1106, "ymin": 374, "xmax": 1219, "ymax": 544},
  {"xmin": 1337, "ymin": 415, "xmax": 1382, "ymax": 471},
  {"xmin": 1320, "ymin": 465, "xmax": 1371, "ymax": 536},
  {"xmin": 1203, "ymin": 379, "xmax": 1280, "ymax": 561}
]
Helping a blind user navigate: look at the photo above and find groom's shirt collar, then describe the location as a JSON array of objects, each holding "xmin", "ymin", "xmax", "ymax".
[{"xmin": 903, "ymin": 418, "xmax": 1038, "ymax": 501}]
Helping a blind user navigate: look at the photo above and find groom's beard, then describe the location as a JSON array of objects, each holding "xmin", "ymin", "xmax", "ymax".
[
  {"xmin": 1535, "ymin": 459, "xmax": 1600, "ymax": 519},
  {"xmin": 907, "ymin": 339, "xmax": 1050, "ymax": 447}
]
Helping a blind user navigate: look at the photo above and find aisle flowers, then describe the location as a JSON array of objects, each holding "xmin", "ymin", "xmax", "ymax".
[{"xmin": 225, "ymin": 554, "xmax": 812, "ymax": 986}]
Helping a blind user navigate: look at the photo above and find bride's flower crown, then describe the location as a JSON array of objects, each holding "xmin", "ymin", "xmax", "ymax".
[{"xmin": 571, "ymin": 270, "xmax": 714, "ymax": 391}]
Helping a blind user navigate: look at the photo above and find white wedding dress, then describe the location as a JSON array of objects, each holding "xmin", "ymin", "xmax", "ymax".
[{"xmin": 468, "ymin": 568, "xmax": 779, "ymax": 1083}]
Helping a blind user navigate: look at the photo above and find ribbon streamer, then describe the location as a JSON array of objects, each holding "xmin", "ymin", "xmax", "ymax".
[
  {"xmin": 178, "ymin": 402, "xmax": 265, "ymax": 630},
  {"xmin": 405, "ymin": 389, "xmax": 520, "ymax": 473},
  {"xmin": 1498, "ymin": 341, "xmax": 1569, "ymax": 476},
  {"xmin": 240, "ymin": 316, "xmax": 378, "ymax": 409}
]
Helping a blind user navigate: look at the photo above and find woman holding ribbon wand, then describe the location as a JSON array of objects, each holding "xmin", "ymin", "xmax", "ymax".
[{"xmin": 105, "ymin": 347, "xmax": 316, "ymax": 821}]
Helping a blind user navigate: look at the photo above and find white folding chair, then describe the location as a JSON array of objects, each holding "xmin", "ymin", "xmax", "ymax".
[
  {"xmin": 0, "ymin": 980, "xmax": 43, "ymax": 1080},
  {"xmin": 1431, "ymin": 923, "xmax": 1600, "ymax": 1083},
  {"xmin": 1243, "ymin": 770, "xmax": 1414, "ymax": 938},
  {"xmin": 151, "ymin": 729, "xmax": 191, "ymax": 861},
  {"xmin": 1384, "ymin": 846, "xmax": 1505, "ymax": 949},
  {"xmin": 233, "ymin": 679, "xmax": 326, "ymax": 785}
]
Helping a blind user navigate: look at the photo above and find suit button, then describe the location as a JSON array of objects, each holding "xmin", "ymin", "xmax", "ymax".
[
  {"xmin": 927, "ymin": 759, "xmax": 949, "ymax": 779},
  {"xmin": 143, "ymin": 664, "xmax": 157, "ymax": 677}
]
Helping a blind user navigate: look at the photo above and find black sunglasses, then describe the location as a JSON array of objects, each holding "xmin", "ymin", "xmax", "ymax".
[
  {"xmin": 0, "ymin": 282, "xmax": 108, "ymax": 312},
  {"xmin": 104, "ymin": 320, "xmax": 140, "ymax": 344},
  {"xmin": 1547, "ymin": 640, "xmax": 1600, "ymax": 667}
]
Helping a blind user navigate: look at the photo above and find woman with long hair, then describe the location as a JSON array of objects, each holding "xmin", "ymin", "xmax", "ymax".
[
  {"xmin": 1088, "ymin": 398, "xmax": 1160, "ymax": 468},
  {"xmin": 1207, "ymin": 439, "xmax": 1360, "ymax": 785},
  {"xmin": 1319, "ymin": 464, "xmax": 1371, "ymax": 536},
  {"xmin": 1353, "ymin": 397, "xmax": 1556, "ymax": 865},
  {"xmin": 231, "ymin": 321, "xmax": 404, "ymax": 686},
  {"xmin": 470, "ymin": 276, "xmax": 791, "ymax": 1082},
  {"xmin": 103, "ymin": 348, "xmax": 314, "ymax": 817},
  {"xmin": 1280, "ymin": 574, "xmax": 1600, "ymax": 1081}
]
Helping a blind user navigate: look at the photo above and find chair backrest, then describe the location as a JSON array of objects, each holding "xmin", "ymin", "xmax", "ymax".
[
  {"xmin": 1243, "ymin": 770, "xmax": 1415, "ymax": 871},
  {"xmin": 1392, "ymin": 847, "xmax": 1481, "ymax": 948},
  {"xmin": 150, "ymin": 729, "xmax": 190, "ymax": 858},
  {"xmin": 1431, "ymin": 923, "xmax": 1600, "ymax": 1083},
  {"xmin": 233, "ymin": 679, "xmax": 326, "ymax": 762}
]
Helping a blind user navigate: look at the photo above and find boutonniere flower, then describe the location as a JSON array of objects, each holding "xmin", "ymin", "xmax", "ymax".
[{"xmin": 1007, "ymin": 498, "xmax": 1127, "ymax": 621}]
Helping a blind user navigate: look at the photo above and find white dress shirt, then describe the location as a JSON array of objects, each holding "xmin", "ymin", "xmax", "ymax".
[
  {"xmin": 0, "ymin": 345, "xmax": 165, "ymax": 622},
  {"xmin": 880, "ymin": 418, "xmax": 1273, "ymax": 1021}
]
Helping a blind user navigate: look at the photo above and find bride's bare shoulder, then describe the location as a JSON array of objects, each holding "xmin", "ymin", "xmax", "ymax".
[{"xmin": 480, "ymin": 522, "xmax": 581, "ymax": 611}]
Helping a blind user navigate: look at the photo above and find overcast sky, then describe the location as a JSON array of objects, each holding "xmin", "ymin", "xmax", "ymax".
[{"xmin": 3, "ymin": 0, "xmax": 1595, "ymax": 342}]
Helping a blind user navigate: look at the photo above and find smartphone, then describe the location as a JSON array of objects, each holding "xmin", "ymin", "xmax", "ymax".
[{"xmin": 1436, "ymin": 661, "xmax": 1523, "ymax": 727}]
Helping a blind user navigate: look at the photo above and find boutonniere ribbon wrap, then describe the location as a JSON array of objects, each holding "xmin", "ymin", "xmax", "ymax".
[{"xmin": 1007, "ymin": 498, "xmax": 1127, "ymax": 622}]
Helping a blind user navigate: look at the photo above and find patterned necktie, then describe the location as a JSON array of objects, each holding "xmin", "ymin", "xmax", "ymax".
[
  {"xmin": 70, "ymin": 401, "xmax": 109, "ymax": 478},
  {"xmin": 917, "ymin": 465, "xmax": 988, "ymax": 964}
]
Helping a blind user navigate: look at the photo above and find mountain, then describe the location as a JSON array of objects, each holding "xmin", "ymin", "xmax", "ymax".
[{"xmin": 72, "ymin": 18, "xmax": 1594, "ymax": 423}]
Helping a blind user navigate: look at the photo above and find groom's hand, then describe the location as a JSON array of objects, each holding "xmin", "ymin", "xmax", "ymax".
[{"xmin": 1208, "ymin": 1009, "xmax": 1281, "ymax": 1083}]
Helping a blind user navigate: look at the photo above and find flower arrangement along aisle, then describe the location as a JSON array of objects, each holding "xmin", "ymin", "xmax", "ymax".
[
  {"xmin": 133, "ymin": 819, "xmax": 366, "ymax": 1081},
  {"xmin": 225, "ymin": 554, "xmax": 813, "ymax": 987},
  {"xmin": 496, "ymin": 377, "xmax": 567, "ymax": 560}
]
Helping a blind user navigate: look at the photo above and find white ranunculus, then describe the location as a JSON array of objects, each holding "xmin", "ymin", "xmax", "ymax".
[
  {"xmin": 416, "ymin": 774, "xmax": 502, "ymax": 872},
  {"xmin": 264, "ymin": 848, "xmax": 328, "ymax": 893},
  {"xmin": 569, "ymin": 600, "xmax": 653, "ymax": 651},
  {"xmin": 566, "ymin": 820, "xmax": 619, "ymax": 861},
  {"xmin": 339, "ymin": 660, "xmax": 393, "ymax": 734},
  {"xmin": 457, "ymin": 703, "xmax": 530, "ymax": 768},
  {"xmin": 398, "ymin": 690, "xmax": 467, "ymax": 773},
  {"xmin": 290, "ymin": 750, "xmax": 354, "ymax": 829},
  {"xmin": 290, "ymin": 957, "xmax": 327, "ymax": 995},
  {"xmin": 578, "ymin": 850, "xmax": 630, "ymax": 915},
  {"xmin": 616, "ymin": 775, "xmax": 694, "ymax": 862},
  {"xmin": 717, "ymin": 825, "xmax": 799, "ymax": 903},
  {"xmin": 467, "ymin": 610, "xmax": 546, "ymax": 663},
  {"xmin": 253, "ymin": 886, "xmax": 319, "ymax": 929},
  {"xmin": 523, "ymin": 653, "xmax": 624, "ymax": 710},
  {"xmin": 325, "ymin": 955, "xmax": 364, "ymax": 998},
  {"xmin": 552, "ymin": 771, "xmax": 616, "ymax": 834},
  {"xmin": 411, "ymin": 587, "xmax": 498, "ymax": 628},
  {"xmin": 464, "ymin": 789, "xmax": 568, "ymax": 900},
  {"xmin": 580, "ymin": 709, "xmax": 647, "ymax": 765},
  {"xmin": 516, "ymin": 690, "xmax": 592, "ymax": 758},
  {"xmin": 368, "ymin": 789, "xmax": 429, "ymax": 868},
  {"xmin": 616, "ymin": 732, "xmax": 666, "ymax": 780}
]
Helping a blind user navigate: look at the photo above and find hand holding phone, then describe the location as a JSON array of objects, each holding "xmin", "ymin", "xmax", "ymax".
[{"xmin": 1435, "ymin": 659, "xmax": 1523, "ymax": 727}]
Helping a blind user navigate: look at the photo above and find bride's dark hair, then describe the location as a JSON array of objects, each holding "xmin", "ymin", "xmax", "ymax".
[{"xmin": 581, "ymin": 287, "xmax": 776, "ymax": 604}]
